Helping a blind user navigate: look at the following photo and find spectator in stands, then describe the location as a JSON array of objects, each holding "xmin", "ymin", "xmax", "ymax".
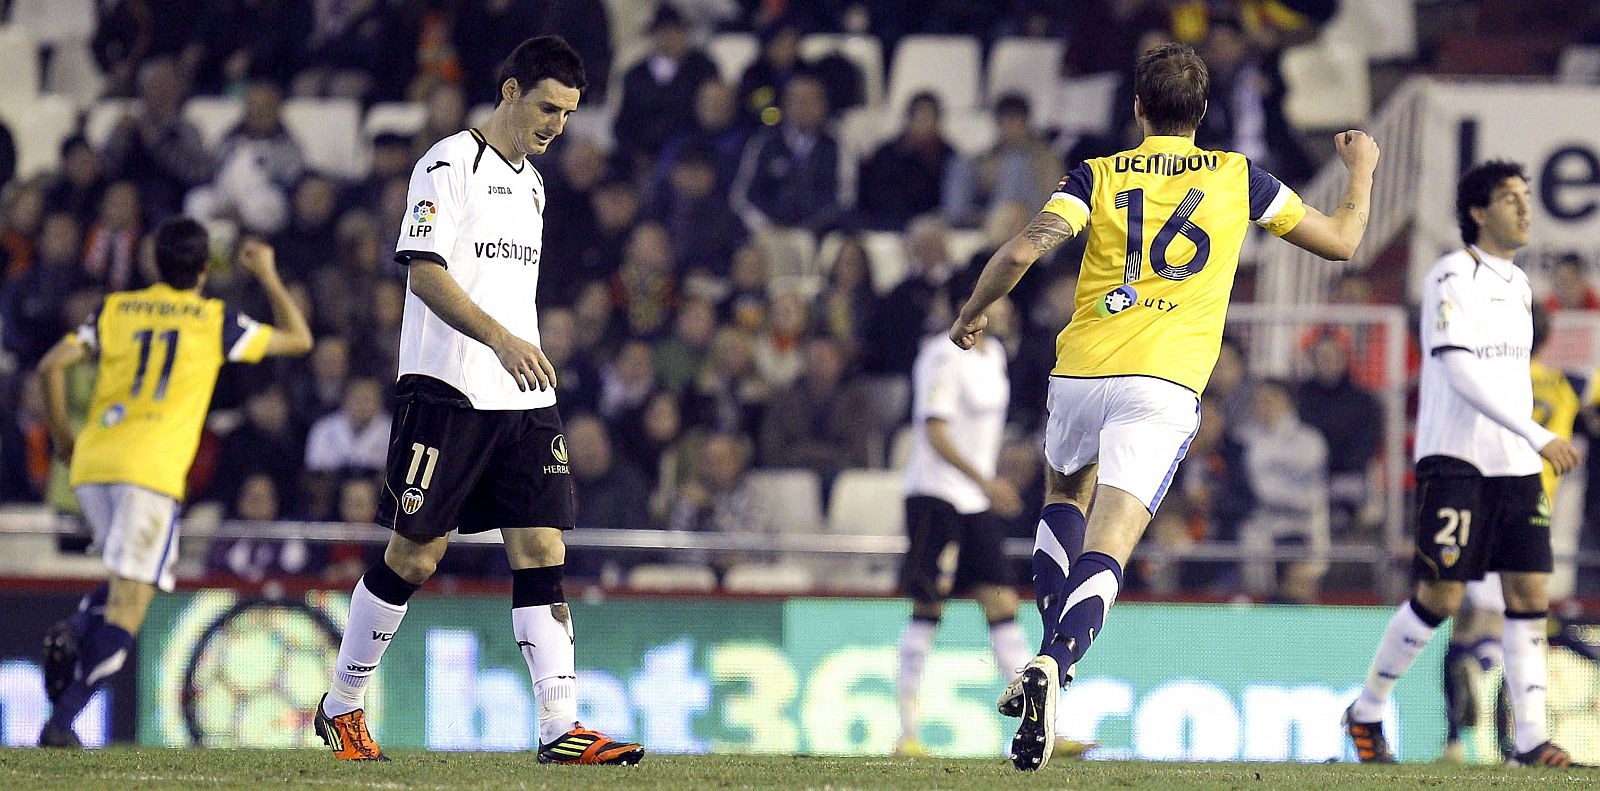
[
  {"xmin": 90, "ymin": 0, "xmax": 157, "ymax": 97},
  {"xmin": 574, "ymin": 279, "xmax": 625, "ymax": 358},
  {"xmin": 416, "ymin": 81, "xmax": 467, "ymax": 154},
  {"xmin": 651, "ymin": 144, "xmax": 748, "ymax": 278},
  {"xmin": 1, "ymin": 178, "xmax": 46, "ymax": 280},
  {"xmin": 81, "ymin": 181, "xmax": 144, "ymax": 291},
  {"xmin": 345, "ymin": 132, "xmax": 413, "ymax": 216},
  {"xmin": 1545, "ymin": 252, "xmax": 1600, "ymax": 311},
  {"xmin": 1011, "ymin": 269, "xmax": 1075, "ymax": 431},
  {"xmin": 213, "ymin": 474, "xmax": 325, "ymax": 583},
  {"xmin": 862, "ymin": 214, "xmax": 956, "ymax": 376},
  {"xmin": 187, "ymin": 0, "xmax": 311, "ymax": 93},
  {"xmin": 1208, "ymin": 336, "xmax": 1256, "ymax": 431},
  {"xmin": 619, "ymin": 389, "xmax": 692, "ymax": 520},
  {"xmin": 655, "ymin": 298, "xmax": 718, "ymax": 392},
  {"xmin": 1, "ymin": 214, "xmax": 89, "ymax": 367},
  {"xmin": 272, "ymin": 175, "xmax": 339, "ymax": 279},
  {"xmin": 292, "ymin": 0, "xmax": 388, "ymax": 101},
  {"xmin": 287, "ymin": 335, "xmax": 351, "ymax": 428},
  {"xmin": 188, "ymin": 80, "xmax": 305, "ymax": 235},
  {"xmin": 612, "ymin": 221, "xmax": 679, "ymax": 338},
  {"xmin": 657, "ymin": 79, "xmax": 747, "ymax": 193},
  {"xmin": 1196, "ymin": 17, "xmax": 1269, "ymax": 164},
  {"xmin": 737, "ymin": 17, "xmax": 811, "ymax": 129},
  {"xmin": 1239, "ymin": 379, "xmax": 1330, "ymax": 604},
  {"xmin": 101, "ymin": 56, "xmax": 213, "ymax": 220},
  {"xmin": 541, "ymin": 306, "xmax": 601, "ymax": 416},
  {"xmin": 1297, "ymin": 333, "xmax": 1382, "ymax": 535},
  {"xmin": 577, "ymin": 179, "xmax": 642, "ymax": 291},
  {"xmin": 569, "ymin": 412, "xmax": 653, "ymax": 530},
  {"xmin": 44, "ymin": 137, "xmax": 108, "ymax": 228},
  {"xmin": 305, "ymin": 377, "xmax": 389, "ymax": 474},
  {"xmin": 541, "ymin": 139, "xmax": 606, "ymax": 306},
  {"xmin": 686, "ymin": 326, "xmax": 768, "ymax": 436},
  {"xmin": 356, "ymin": 280, "xmax": 405, "ymax": 383},
  {"xmin": 667, "ymin": 431, "xmax": 771, "ymax": 574},
  {"xmin": 943, "ymin": 94, "xmax": 1063, "ymax": 229},
  {"xmin": 857, "ymin": 92, "xmax": 956, "ymax": 231},
  {"xmin": 758, "ymin": 335, "xmax": 874, "ymax": 480},
  {"xmin": 754, "ymin": 292, "xmax": 810, "ymax": 391},
  {"xmin": 599, "ymin": 339, "xmax": 658, "ymax": 420},
  {"xmin": 731, "ymin": 72, "xmax": 841, "ymax": 233},
  {"xmin": 720, "ymin": 243, "xmax": 771, "ymax": 331},
  {"xmin": 1174, "ymin": 399, "xmax": 1252, "ymax": 591},
  {"xmin": 813, "ymin": 234, "xmax": 877, "ymax": 359},
  {"xmin": 310, "ymin": 210, "xmax": 386, "ymax": 340},
  {"xmin": 207, "ymin": 384, "xmax": 302, "ymax": 511},
  {"xmin": 1062, "ymin": 0, "xmax": 1176, "ymax": 78},
  {"xmin": 613, "ymin": 4, "xmax": 719, "ymax": 173}
]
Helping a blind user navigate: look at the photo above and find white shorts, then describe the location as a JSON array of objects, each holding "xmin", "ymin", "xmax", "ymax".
[
  {"xmin": 76, "ymin": 483, "xmax": 181, "ymax": 591},
  {"xmin": 1044, "ymin": 376, "xmax": 1201, "ymax": 512}
]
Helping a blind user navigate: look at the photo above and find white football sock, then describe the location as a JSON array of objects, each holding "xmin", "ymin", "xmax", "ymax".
[
  {"xmin": 1503, "ymin": 615, "xmax": 1550, "ymax": 753},
  {"xmin": 896, "ymin": 618, "xmax": 937, "ymax": 744},
  {"xmin": 326, "ymin": 578, "xmax": 407, "ymax": 717},
  {"xmin": 513, "ymin": 603, "xmax": 578, "ymax": 745},
  {"xmin": 1350, "ymin": 601, "xmax": 1438, "ymax": 722},
  {"xmin": 988, "ymin": 619, "xmax": 1030, "ymax": 682}
]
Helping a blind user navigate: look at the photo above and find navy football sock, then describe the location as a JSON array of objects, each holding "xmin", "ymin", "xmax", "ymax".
[
  {"xmin": 1040, "ymin": 551, "xmax": 1122, "ymax": 686},
  {"xmin": 49, "ymin": 620, "xmax": 132, "ymax": 729},
  {"xmin": 1032, "ymin": 503, "xmax": 1086, "ymax": 655}
]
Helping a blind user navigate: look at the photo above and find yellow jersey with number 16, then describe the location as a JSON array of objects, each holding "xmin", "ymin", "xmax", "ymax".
[
  {"xmin": 1041, "ymin": 135, "xmax": 1306, "ymax": 394},
  {"xmin": 68, "ymin": 283, "xmax": 273, "ymax": 500}
]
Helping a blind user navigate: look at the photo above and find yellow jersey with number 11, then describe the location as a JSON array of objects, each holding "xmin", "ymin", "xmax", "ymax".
[
  {"xmin": 1041, "ymin": 135, "xmax": 1306, "ymax": 394},
  {"xmin": 68, "ymin": 283, "xmax": 273, "ymax": 500}
]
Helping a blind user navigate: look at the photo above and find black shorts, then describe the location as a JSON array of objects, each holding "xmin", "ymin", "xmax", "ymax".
[
  {"xmin": 377, "ymin": 375, "xmax": 576, "ymax": 538},
  {"xmin": 899, "ymin": 495, "xmax": 1013, "ymax": 604},
  {"xmin": 1411, "ymin": 455, "xmax": 1552, "ymax": 582}
]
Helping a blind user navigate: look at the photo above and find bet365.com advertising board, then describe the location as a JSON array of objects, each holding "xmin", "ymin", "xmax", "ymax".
[{"xmin": 128, "ymin": 591, "xmax": 1582, "ymax": 762}]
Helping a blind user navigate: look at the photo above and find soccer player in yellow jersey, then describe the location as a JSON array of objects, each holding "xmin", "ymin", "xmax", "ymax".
[
  {"xmin": 950, "ymin": 43, "xmax": 1380, "ymax": 770},
  {"xmin": 33, "ymin": 219, "xmax": 312, "ymax": 748}
]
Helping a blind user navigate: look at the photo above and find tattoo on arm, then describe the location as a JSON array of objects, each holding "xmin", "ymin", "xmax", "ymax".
[
  {"xmin": 1344, "ymin": 202, "xmax": 1357, "ymax": 210},
  {"xmin": 1022, "ymin": 213, "xmax": 1074, "ymax": 255},
  {"xmin": 1358, "ymin": 211, "xmax": 1368, "ymax": 226}
]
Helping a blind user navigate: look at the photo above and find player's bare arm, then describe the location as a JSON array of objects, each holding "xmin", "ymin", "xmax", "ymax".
[
  {"xmin": 407, "ymin": 260, "xmax": 557, "ymax": 392},
  {"xmin": 924, "ymin": 418, "xmax": 1023, "ymax": 517},
  {"xmin": 1281, "ymin": 130, "xmax": 1380, "ymax": 261},
  {"xmin": 236, "ymin": 239, "xmax": 314, "ymax": 357},
  {"xmin": 950, "ymin": 212, "xmax": 1076, "ymax": 349},
  {"xmin": 36, "ymin": 335, "xmax": 89, "ymax": 461},
  {"xmin": 1539, "ymin": 436, "xmax": 1580, "ymax": 475}
]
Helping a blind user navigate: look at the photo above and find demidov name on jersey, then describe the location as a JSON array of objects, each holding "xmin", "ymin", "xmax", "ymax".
[{"xmin": 394, "ymin": 129, "xmax": 553, "ymax": 411}]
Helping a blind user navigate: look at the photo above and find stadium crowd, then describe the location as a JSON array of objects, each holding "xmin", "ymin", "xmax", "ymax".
[{"xmin": 2, "ymin": 0, "xmax": 1600, "ymax": 599}]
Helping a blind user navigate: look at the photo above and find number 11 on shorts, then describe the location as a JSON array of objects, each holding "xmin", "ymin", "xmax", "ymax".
[{"xmin": 406, "ymin": 443, "xmax": 440, "ymax": 490}]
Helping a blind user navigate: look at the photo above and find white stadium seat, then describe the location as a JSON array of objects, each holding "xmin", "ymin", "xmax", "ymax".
[
  {"xmin": 363, "ymin": 101, "xmax": 427, "ymax": 139},
  {"xmin": 43, "ymin": 38, "xmax": 104, "ymax": 108},
  {"xmin": 722, "ymin": 562, "xmax": 816, "ymax": 594},
  {"xmin": 887, "ymin": 35, "xmax": 982, "ymax": 114},
  {"xmin": 986, "ymin": 37, "xmax": 1063, "ymax": 111},
  {"xmin": 282, "ymin": 97, "xmax": 365, "ymax": 179},
  {"xmin": 183, "ymin": 97, "xmax": 243, "ymax": 150},
  {"xmin": 745, "ymin": 469, "xmax": 823, "ymax": 535},
  {"xmin": 5, "ymin": 95, "xmax": 76, "ymax": 178},
  {"xmin": 8, "ymin": 0, "xmax": 94, "ymax": 46},
  {"xmin": 827, "ymin": 468, "xmax": 906, "ymax": 535},
  {"xmin": 1559, "ymin": 46, "xmax": 1600, "ymax": 85},
  {"xmin": 888, "ymin": 424, "xmax": 915, "ymax": 470},
  {"xmin": 1281, "ymin": 38, "xmax": 1370, "ymax": 130},
  {"xmin": 800, "ymin": 33, "xmax": 885, "ymax": 106},
  {"xmin": 84, "ymin": 98, "xmax": 136, "ymax": 149},
  {"xmin": 707, "ymin": 32, "xmax": 759, "ymax": 84},
  {"xmin": 626, "ymin": 563, "xmax": 718, "ymax": 592},
  {"xmin": 1049, "ymin": 72, "xmax": 1120, "ymax": 138},
  {"xmin": 1323, "ymin": 0, "xmax": 1416, "ymax": 63},
  {"xmin": 860, "ymin": 231, "xmax": 909, "ymax": 294},
  {"xmin": 0, "ymin": 26, "xmax": 41, "ymax": 112},
  {"xmin": 941, "ymin": 110, "xmax": 996, "ymax": 158},
  {"xmin": 754, "ymin": 226, "xmax": 817, "ymax": 282}
]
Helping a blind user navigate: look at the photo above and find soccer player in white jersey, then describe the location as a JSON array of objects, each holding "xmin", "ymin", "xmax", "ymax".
[
  {"xmin": 949, "ymin": 43, "xmax": 1379, "ymax": 771},
  {"xmin": 314, "ymin": 37, "xmax": 644, "ymax": 765},
  {"xmin": 1343, "ymin": 161, "xmax": 1581, "ymax": 768},
  {"xmin": 895, "ymin": 294, "xmax": 1035, "ymax": 757}
]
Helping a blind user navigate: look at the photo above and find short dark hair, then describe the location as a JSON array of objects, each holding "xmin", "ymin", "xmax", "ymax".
[
  {"xmin": 153, "ymin": 217, "xmax": 209, "ymax": 289},
  {"xmin": 906, "ymin": 91, "xmax": 941, "ymax": 117},
  {"xmin": 994, "ymin": 92, "xmax": 1031, "ymax": 121},
  {"xmin": 1456, "ymin": 160, "xmax": 1525, "ymax": 246},
  {"xmin": 1134, "ymin": 43, "xmax": 1209, "ymax": 135},
  {"xmin": 496, "ymin": 36, "xmax": 586, "ymax": 101}
]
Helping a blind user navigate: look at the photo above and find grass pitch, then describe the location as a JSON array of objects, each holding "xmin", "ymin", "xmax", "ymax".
[{"xmin": 2, "ymin": 750, "xmax": 1598, "ymax": 791}]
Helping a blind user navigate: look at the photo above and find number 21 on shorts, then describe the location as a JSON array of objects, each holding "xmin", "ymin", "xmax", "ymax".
[{"xmin": 1434, "ymin": 507, "xmax": 1471, "ymax": 568}]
